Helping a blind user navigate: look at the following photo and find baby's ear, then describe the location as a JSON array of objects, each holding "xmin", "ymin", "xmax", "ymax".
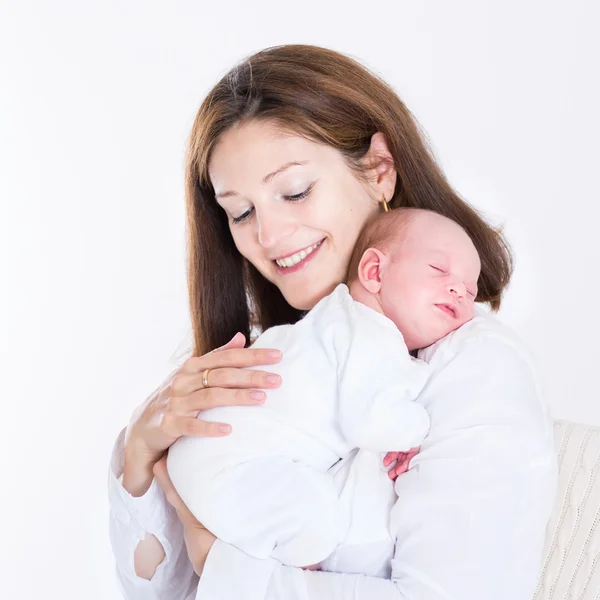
[{"xmin": 357, "ymin": 247, "xmax": 386, "ymax": 294}]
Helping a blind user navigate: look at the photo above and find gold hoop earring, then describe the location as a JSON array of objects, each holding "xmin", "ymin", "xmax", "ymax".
[{"xmin": 380, "ymin": 194, "xmax": 390, "ymax": 213}]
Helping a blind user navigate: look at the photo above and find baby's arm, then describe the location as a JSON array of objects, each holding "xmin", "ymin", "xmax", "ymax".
[{"xmin": 334, "ymin": 306, "xmax": 431, "ymax": 453}]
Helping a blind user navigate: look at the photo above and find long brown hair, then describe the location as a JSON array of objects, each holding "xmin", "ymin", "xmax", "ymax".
[{"xmin": 185, "ymin": 44, "xmax": 513, "ymax": 356}]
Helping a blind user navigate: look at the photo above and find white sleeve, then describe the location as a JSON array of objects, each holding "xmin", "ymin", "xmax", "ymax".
[
  {"xmin": 196, "ymin": 335, "xmax": 557, "ymax": 600},
  {"xmin": 335, "ymin": 307, "xmax": 431, "ymax": 453},
  {"xmin": 108, "ymin": 426, "xmax": 199, "ymax": 600}
]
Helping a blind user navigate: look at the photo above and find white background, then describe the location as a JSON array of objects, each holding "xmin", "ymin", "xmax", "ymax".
[{"xmin": 1, "ymin": 0, "xmax": 598, "ymax": 598}]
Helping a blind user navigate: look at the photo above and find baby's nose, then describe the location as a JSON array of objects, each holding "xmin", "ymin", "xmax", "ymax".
[{"xmin": 448, "ymin": 281, "xmax": 466, "ymax": 300}]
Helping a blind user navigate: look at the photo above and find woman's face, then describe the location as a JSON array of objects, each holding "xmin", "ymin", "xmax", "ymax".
[{"xmin": 209, "ymin": 120, "xmax": 387, "ymax": 310}]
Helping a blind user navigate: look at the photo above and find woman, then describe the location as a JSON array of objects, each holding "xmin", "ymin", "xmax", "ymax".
[{"xmin": 108, "ymin": 45, "xmax": 557, "ymax": 599}]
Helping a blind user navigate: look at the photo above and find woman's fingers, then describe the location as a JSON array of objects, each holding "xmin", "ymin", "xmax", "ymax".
[
  {"xmin": 178, "ymin": 386, "xmax": 267, "ymax": 416},
  {"xmin": 185, "ymin": 347, "xmax": 282, "ymax": 374},
  {"xmin": 161, "ymin": 389, "xmax": 266, "ymax": 437},
  {"xmin": 166, "ymin": 415, "xmax": 233, "ymax": 437},
  {"xmin": 212, "ymin": 332, "xmax": 246, "ymax": 352},
  {"xmin": 210, "ymin": 367, "xmax": 281, "ymax": 390},
  {"xmin": 168, "ymin": 387, "xmax": 270, "ymax": 434},
  {"xmin": 170, "ymin": 368, "xmax": 281, "ymax": 397},
  {"xmin": 132, "ymin": 334, "xmax": 284, "ymax": 453}
]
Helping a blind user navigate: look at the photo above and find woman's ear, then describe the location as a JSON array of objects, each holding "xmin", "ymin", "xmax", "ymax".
[
  {"xmin": 363, "ymin": 132, "xmax": 397, "ymax": 203},
  {"xmin": 357, "ymin": 247, "xmax": 386, "ymax": 294}
]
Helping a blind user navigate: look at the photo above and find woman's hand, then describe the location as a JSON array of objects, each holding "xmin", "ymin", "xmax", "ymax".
[
  {"xmin": 153, "ymin": 455, "xmax": 216, "ymax": 577},
  {"xmin": 383, "ymin": 447, "xmax": 421, "ymax": 481},
  {"xmin": 124, "ymin": 332, "xmax": 283, "ymax": 471}
]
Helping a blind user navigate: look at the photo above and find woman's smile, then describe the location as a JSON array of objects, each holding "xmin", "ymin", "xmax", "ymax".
[{"xmin": 273, "ymin": 239, "xmax": 326, "ymax": 275}]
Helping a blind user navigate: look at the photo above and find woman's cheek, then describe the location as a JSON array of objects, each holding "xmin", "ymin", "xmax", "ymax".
[
  {"xmin": 232, "ymin": 231, "xmax": 261, "ymax": 268},
  {"xmin": 229, "ymin": 229, "xmax": 248, "ymax": 256}
]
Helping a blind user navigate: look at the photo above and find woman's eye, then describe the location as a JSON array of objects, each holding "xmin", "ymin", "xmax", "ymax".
[
  {"xmin": 283, "ymin": 183, "xmax": 314, "ymax": 202},
  {"xmin": 230, "ymin": 183, "xmax": 314, "ymax": 224},
  {"xmin": 231, "ymin": 207, "xmax": 254, "ymax": 225}
]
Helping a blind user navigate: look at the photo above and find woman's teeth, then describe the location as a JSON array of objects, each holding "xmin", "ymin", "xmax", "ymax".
[{"xmin": 275, "ymin": 241, "xmax": 321, "ymax": 268}]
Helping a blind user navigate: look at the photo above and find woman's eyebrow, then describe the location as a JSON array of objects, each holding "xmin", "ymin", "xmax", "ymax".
[
  {"xmin": 263, "ymin": 160, "xmax": 309, "ymax": 184},
  {"xmin": 215, "ymin": 161, "xmax": 309, "ymax": 199}
]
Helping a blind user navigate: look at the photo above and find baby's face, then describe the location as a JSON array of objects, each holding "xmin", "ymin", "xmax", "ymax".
[{"xmin": 378, "ymin": 214, "xmax": 481, "ymax": 351}]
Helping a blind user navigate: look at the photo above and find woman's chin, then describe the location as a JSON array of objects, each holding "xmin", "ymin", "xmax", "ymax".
[
  {"xmin": 283, "ymin": 292, "xmax": 319, "ymax": 312},
  {"xmin": 281, "ymin": 280, "xmax": 339, "ymax": 312}
]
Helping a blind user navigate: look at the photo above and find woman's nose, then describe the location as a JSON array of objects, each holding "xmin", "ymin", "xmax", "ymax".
[{"xmin": 256, "ymin": 211, "xmax": 297, "ymax": 249}]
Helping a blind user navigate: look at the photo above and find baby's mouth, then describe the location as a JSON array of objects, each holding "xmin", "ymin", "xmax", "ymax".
[{"xmin": 435, "ymin": 303, "xmax": 458, "ymax": 318}]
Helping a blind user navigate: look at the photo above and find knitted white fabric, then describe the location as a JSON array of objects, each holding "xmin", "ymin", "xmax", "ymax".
[{"xmin": 534, "ymin": 420, "xmax": 600, "ymax": 600}]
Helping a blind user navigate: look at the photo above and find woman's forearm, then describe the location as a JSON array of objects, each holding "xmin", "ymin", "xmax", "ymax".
[{"xmin": 122, "ymin": 448, "xmax": 155, "ymax": 497}]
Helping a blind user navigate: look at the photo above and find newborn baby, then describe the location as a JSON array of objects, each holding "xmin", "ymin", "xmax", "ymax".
[{"xmin": 167, "ymin": 208, "xmax": 481, "ymax": 568}]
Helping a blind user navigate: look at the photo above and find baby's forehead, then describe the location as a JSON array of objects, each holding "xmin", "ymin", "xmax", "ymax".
[{"xmin": 390, "ymin": 215, "xmax": 480, "ymax": 267}]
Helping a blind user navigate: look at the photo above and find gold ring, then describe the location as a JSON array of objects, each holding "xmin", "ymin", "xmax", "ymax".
[{"xmin": 202, "ymin": 368, "xmax": 212, "ymax": 389}]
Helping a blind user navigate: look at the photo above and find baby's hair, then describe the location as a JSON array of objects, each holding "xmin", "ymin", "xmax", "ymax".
[{"xmin": 346, "ymin": 208, "xmax": 441, "ymax": 285}]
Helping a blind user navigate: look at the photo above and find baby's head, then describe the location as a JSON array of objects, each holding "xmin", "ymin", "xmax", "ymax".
[{"xmin": 347, "ymin": 208, "xmax": 481, "ymax": 351}]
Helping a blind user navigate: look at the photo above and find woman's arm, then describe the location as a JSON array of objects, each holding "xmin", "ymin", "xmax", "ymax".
[
  {"xmin": 108, "ymin": 426, "xmax": 200, "ymax": 600},
  {"xmin": 107, "ymin": 333, "xmax": 284, "ymax": 598},
  {"xmin": 195, "ymin": 334, "xmax": 558, "ymax": 600},
  {"xmin": 123, "ymin": 458, "xmax": 166, "ymax": 581}
]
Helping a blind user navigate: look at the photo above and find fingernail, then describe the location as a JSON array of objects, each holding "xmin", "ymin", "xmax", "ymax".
[
  {"xmin": 268, "ymin": 350, "xmax": 281, "ymax": 358},
  {"xmin": 251, "ymin": 391, "xmax": 265, "ymax": 402},
  {"xmin": 267, "ymin": 374, "xmax": 281, "ymax": 385},
  {"xmin": 219, "ymin": 424, "xmax": 231, "ymax": 433}
]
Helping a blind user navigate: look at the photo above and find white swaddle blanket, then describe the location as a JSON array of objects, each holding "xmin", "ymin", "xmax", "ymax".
[{"xmin": 166, "ymin": 284, "xmax": 431, "ymax": 566}]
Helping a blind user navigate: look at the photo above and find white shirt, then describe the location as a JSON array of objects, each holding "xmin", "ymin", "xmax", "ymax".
[{"xmin": 108, "ymin": 305, "xmax": 558, "ymax": 600}]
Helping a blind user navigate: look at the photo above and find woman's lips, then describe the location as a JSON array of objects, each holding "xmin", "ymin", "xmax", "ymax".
[{"xmin": 273, "ymin": 239, "xmax": 325, "ymax": 275}]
